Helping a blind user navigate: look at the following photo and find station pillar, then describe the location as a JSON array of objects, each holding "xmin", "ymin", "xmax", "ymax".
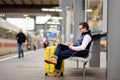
[
  {"xmin": 73, "ymin": 0, "xmax": 85, "ymax": 42},
  {"xmin": 107, "ymin": 0, "xmax": 120, "ymax": 80},
  {"xmin": 90, "ymin": 35, "xmax": 100, "ymax": 67},
  {"xmin": 59, "ymin": 0, "xmax": 72, "ymax": 42},
  {"xmin": 59, "ymin": 0, "xmax": 85, "ymax": 43}
]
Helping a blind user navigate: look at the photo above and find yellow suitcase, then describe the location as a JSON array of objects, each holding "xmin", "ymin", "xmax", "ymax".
[{"xmin": 45, "ymin": 46, "xmax": 64, "ymax": 76}]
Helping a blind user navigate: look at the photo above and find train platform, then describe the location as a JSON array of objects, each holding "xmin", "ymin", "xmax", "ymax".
[{"xmin": 0, "ymin": 48, "xmax": 106, "ymax": 80}]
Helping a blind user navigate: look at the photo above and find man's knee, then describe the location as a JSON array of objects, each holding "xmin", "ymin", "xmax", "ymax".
[
  {"xmin": 57, "ymin": 43, "xmax": 62, "ymax": 46},
  {"xmin": 59, "ymin": 51, "xmax": 69, "ymax": 59}
]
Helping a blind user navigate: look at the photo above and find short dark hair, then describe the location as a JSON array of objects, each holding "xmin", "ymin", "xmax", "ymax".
[{"xmin": 79, "ymin": 22, "xmax": 89, "ymax": 30}]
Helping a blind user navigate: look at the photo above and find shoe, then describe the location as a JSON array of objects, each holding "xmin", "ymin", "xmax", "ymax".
[
  {"xmin": 22, "ymin": 55, "xmax": 24, "ymax": 57},
  {"xmin": 44, "ymin": 57, "xmax": 57, "ymax": 64},
  {"xmin": 48, "ymin": 72, "xmax": 61, "ymax": 77}
]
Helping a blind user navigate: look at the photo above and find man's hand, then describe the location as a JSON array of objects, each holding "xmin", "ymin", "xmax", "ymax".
[
  {"xmin": 65, "ymin": 42, "xmax": 73, "ymax": 49},
  {"xmin": 66, "ymin": 42, "xmax": 71, "ymax": 45},
  {"xmin": 68, "ymin": 44, "xmax": 73, "ymax": 49}
]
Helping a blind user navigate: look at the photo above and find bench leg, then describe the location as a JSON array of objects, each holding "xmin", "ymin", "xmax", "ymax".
[
  {"xmin": 76, "ymin": 60, "xmax": 87, "ymax": 77},
  {"xmin": 77, "ymin": 60, "xmax": 79, "ymax": 68},
  {"xmin": 83, "ymin": 62, "xmax": 87, "ymax": 77}
]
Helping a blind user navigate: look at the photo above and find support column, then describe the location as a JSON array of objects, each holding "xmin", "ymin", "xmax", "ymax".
[
  {"xmin": 90, "ymin": 34, "xmax": 100, "ymax": 67},
  {"xmin": 73, "ymin": 0, "xmax": 85, "ymax": 42},
  {"xmin": 107, "ymin": 0, "xmax": 120, "ymax": 80},
  {"xmin": 59, "ymin": 0, "xmax": 73, "ymax": 42},
  {"xmin": 59, "ymin": 0, "xmax": 85, "ymax": 43}
]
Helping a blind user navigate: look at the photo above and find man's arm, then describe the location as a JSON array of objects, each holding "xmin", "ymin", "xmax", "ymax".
[
  {"xmin": 70, "ymin": 35, "xmax": 92, "ymax": 51},
  {"xmin": 16, "ymin": 33, "xmax": 19, "ymax": 40},
  {"xmin": 23, "ymin": 33, "xmax": 26, "ymax": 43}
]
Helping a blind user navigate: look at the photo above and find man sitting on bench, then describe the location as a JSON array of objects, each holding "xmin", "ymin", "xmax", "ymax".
[{"xmin": 45, "ymin": 22, "xmax": 92, "ymax": 77}]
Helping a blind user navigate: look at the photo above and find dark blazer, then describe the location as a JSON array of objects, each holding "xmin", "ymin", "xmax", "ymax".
[{"xmin": 16, "ymin": 32, "xmax": 26, "ymax": 44}]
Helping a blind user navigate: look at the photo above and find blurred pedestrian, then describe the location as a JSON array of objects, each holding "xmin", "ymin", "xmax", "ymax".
[
  {"xmin": 33, "ymin": 40, "xmax": 37, "ymax": 51},
  {"xmin": 43, "ymin": 39, "xmax": 49, "ymax": 48},
  {"xmin": 16, "ymin": 28, "xmax": 26, "ymax": 58}
]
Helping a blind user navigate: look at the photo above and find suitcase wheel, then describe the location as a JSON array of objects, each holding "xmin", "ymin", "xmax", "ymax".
[
  {"xmin": 45, "ymin": 73, "xmax": 48, "ymax": 76},
  {"xmin": 45, "ymin": 72, "xmax": 63, "ymax": 76},
  {"xmin": 61, "ymin": 72, "xmax": 63, "ymax": 76}
]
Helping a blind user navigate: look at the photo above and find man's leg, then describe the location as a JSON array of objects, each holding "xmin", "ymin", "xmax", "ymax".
[
  {"xmin": 21, "ymin": 43, "xmax": 24, "ymax": 57},
  {"xmin": 53, "ymin": 44, "xmax": 69, "ymax": 58},
  {"xmin": 48, "ymin": 49, "xmax": 76, "ymax": 77},
  {"xmin": 18, "ymin": 43, "xmax": 21, "ymax": 58},
  {"xmin": 45, "ymin": 44, "xmax": 69, "ymax": 64},
  {"xmin": 55, "ymin": 49, "xmax": 76, "ymax": 71}
]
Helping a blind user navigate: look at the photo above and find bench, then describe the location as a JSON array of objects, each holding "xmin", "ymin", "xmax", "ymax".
[{"xmin": 69, "ymin": 42, "xmax": 93, "ymax": 77}]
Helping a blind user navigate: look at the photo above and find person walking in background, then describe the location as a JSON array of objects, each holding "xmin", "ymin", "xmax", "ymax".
[
  {"xmin": 45, "ymin": 22, "xmax": 92, "ymax": 77},
  {"xmin": 43, "ymin": 39, "xmax": 49, "ymax": 48},
  {"xmin": 16, "ymin": 28, "xmax": 26, "ymax": 58},
  {"xmin": 33, "ymin": 40, "xmax": 37, "ymax": 51}
]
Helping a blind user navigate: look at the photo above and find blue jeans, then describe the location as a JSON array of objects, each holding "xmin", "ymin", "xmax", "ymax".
[
  {"xmin": 18, "ymin": 43, "xmax": 24, "ymax": 57},
  {"xmin": 54, "ymin": 44, "xmax": 88, "ymax": 72}
]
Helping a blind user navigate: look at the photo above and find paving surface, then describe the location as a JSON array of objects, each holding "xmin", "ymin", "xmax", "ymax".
[{"xmin": 0, "ymin": 49, "xmax": 106, "ymax": 80}]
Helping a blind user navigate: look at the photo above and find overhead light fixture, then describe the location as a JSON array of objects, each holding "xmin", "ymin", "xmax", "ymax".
[
  {"xmin": 41, "ymin": 8, "xmax": 49, "ymax": 11},
  {"xmin": 23, "ymin": 14, "xmax": 28, "ymax": 17},
  {"xmin": 85, "ymin": 9, "xmax": 93, "ymax": 12},
  {"xmin": 51, "ymin": 17, "xmax": 63, "ymax": 19},
  {"xmin": 36, "ymin": 16, "xmax": 51, "ymax": 24},
  {"xmin": 50, "ymin": 25, "xmax": 57, "ymax": 28},
  {"xmin": 47, "ymin": 22, "xmax": 60, "ymax": 25},
  {"xmin": 41, "ymin": 8, "xmax": 63, "ymax": 12},
  {"xmin": 49, "ymin": 9, "xmax": 56, "ymax": 12},
  {"xmin": 55, "ymin": 9, "xmax": 62, "ymax": 12},
  {"xmin": 0, "ymin": 14, "xmax": 5, "ymax": 17}
]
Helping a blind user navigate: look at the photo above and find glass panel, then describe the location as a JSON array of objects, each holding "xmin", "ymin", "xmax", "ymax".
[
  {"xmin": 86, "ymin": 0, "xmax": 103, "ymax": 33},
  {"xmin": 0, "ymin": 27, "xmax": 17, "ymax": 40}
]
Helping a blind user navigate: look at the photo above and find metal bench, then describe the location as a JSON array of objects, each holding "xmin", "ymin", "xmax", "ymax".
[{"xmin": 69, "ymin": 42, "xmax": 93, "ymax": 77}]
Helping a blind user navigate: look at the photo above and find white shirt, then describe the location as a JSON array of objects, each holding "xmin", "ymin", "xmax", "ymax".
[{"xmin": 71, "ymin": 34, "xmax": 92, "ymax": 51}]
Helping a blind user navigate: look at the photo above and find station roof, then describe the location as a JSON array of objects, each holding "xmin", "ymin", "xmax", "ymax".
[
  {"xmin": 0, "ymin": 0, "xmax": 59, "ymax": 17},
  {"xmin": 0, "ymin": 0, "xmax": 59, "ymax": 8}
]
